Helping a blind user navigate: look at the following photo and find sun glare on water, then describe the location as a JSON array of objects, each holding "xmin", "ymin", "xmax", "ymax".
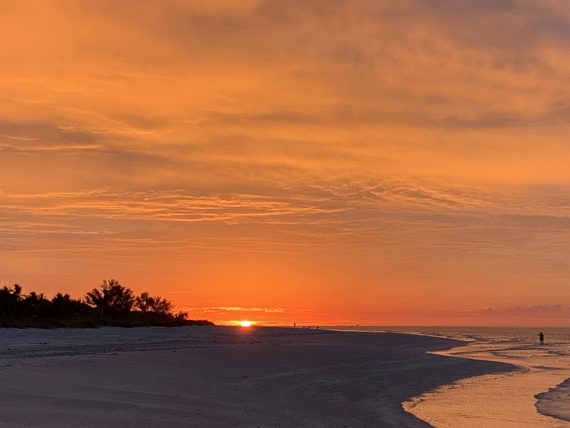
[{"xmin": 239, "ymin": 320, "xmax": 253, "ymax": 328}]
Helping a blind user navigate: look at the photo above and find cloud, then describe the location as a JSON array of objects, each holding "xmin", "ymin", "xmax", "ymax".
[
  {"xmin": 1, "ymin": 1, "xmax": 570, "ymax": 322},
  {"xmin": 439, "ymin": 304, "xmax": 570, "ymax": 320},
  {"xmin": 186, "ymin": 306, "xmax": 285, "ymax": 314}
]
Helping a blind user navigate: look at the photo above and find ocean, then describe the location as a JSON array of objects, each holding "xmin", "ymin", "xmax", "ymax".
[
  {"xmin": 333, "ymin": 326, "xmax": 570, "ymax": 426},
  {"xmin": 334, "ymin": 326, "xmax": 570, "ymax": 344}
]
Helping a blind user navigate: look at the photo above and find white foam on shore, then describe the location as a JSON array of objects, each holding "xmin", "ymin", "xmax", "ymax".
[
  {"xmin": 537, "ymin": 378, "xmax": 570, "ymax": 422},
  {"xmin": 403, "ymin": 339, "xmax": 570, "ymax": 427}
]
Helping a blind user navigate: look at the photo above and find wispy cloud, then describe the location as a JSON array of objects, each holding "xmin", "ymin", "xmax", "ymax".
[
  {"xmin": 1, "ymin": 1, "xmax": 570, "ymax": 323},
  {"xmin": 186, "ymin": 306, "xmax": 285, "ymax": 314}
]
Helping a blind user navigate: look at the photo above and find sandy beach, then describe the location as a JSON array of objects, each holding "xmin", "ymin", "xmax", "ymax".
[{"xmin": 0, "ymin": 326, "xmax": 512, "ymax": 427}]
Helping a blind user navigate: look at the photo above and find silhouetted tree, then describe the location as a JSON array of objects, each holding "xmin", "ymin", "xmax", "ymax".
[
  {"xmin": 0, "ymin": 281, "xmax": 211, "ymax": 328},
  {"xmin": 51, "ymin": 293, "xmax": 89, "ymax": 316},
  {"xmin": 85, "ymin": 279, "xmax": 135, "ymax": 315},
  {"xmin": 51, "ymin": 292, "xmax": 72, "ymax": 310},
  {"xmin": 21, "ymin": 291, "xmax": 51, "ymax": 316},
  {"xmin": 174, "ymin": 311, "xmax": 188, "ymax": 321},
  {"xmin": 135, "ymin": 292, "xmax": 172, "ymax": 315},
  {"xmin": 0, "ymin": 284, "xmax": 22, "ymax": 316}
]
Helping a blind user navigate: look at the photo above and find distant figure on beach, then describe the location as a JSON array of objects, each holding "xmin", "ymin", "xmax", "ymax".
[{"xmin": 538, "ymin": 331, "xmax": 544, "ymax": 345}]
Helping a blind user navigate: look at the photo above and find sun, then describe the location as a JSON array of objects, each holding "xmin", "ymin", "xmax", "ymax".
[{"xmin": 239, "ymin": 320, "xmax": 253, "ymax": 328}]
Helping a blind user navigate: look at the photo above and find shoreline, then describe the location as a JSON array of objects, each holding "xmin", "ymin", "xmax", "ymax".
[
  {"xmin": 400, "ymin": 336, "xmax": 570, "ymax": 426},
  {"xmin": 0, "ymin": 325, "xmax": 514, "ymax": 427},
  {"xmin": 536, "ymin": 378, "xmax": 570, "ymax": 422}
]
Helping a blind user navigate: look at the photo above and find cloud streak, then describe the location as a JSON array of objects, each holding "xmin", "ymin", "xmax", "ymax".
[{"xmin": 1, "ymin": 1, "xmax": 570, "ymax": 324}]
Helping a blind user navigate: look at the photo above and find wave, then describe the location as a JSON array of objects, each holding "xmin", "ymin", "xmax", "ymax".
[{"xmin": 536, "ymin": 377, "xmax": 570, "ymax": 422}]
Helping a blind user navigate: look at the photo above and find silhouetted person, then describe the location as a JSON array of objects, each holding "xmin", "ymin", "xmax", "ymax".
[{"xmin": 538, "ymin": 331, "xmax": 544, "ymax": 345}]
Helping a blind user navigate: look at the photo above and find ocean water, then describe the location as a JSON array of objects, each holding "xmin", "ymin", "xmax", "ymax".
[
  {"xmin": 334, "ymin": 325, "xmax": 570, "ymax": 344},
  {"xmin": 334, "ymin": 326, "xmax": 570, "ymax": 427}
]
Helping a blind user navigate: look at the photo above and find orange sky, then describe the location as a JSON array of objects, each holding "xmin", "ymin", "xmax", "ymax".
[{"xmin": 2, "ymin": 0, "xmax": 570, "ymax": 326}]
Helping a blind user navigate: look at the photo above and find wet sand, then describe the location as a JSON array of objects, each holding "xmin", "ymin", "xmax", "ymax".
[
  {"xmin": 405, "ymin": 340, "xmax": 570, "ymax": 427},
  {"xmin": 0, "ymin": 326, "xmax": 511, "ymax": 427}
]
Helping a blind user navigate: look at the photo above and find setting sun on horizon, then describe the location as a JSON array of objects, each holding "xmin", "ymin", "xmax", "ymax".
[
  {"xmin": 2, "ymin": 0, "xmax": 570, "ymax": 327},
  {"xmin": 238, "ymin": 320, "xmax": 254, "ymax": 328}
]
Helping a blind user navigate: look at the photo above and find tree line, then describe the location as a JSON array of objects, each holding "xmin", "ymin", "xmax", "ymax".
[{"xmin": 0, "ymin": 279, "xmax": 212, "ymax": 328}]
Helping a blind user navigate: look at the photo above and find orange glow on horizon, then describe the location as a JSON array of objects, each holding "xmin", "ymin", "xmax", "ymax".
[{"xmin": 238, "ymin": 320, "xmax": 254, "ymax": 328}]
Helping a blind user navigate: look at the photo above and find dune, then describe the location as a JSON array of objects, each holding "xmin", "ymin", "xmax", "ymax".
[{"xmin": 0, "ymin": 326, "xmax": 513, "ymax": 427}]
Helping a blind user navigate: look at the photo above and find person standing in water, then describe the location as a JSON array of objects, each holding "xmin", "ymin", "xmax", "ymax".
[{"xmin": 538, "ymin": 331, "xmax": 544, "ymax": 345}]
